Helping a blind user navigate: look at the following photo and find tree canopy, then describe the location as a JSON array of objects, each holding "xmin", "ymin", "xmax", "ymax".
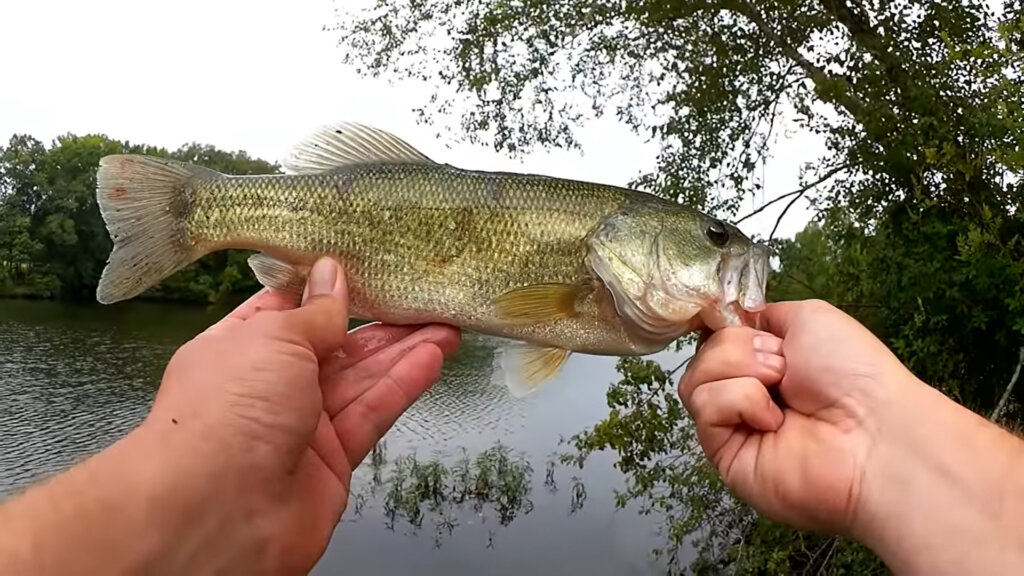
[
  {"xmin": 336, "ymin": 0, "xmax": 1024, "ymax": 572},
  {"xmin": 0, "ymin": 134, "xmax": 281, "ymax": 303}
]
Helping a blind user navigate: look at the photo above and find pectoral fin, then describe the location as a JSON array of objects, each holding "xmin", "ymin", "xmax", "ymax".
[
  {"xmin": 493, "ymin": 283, "xmax": 583, "ymax": 323},
  {"xmin": 493, "ymin": 343, "xmax": 572, "ymax": 398},
  {"xmin": 247, "ymin": 253, "xmax": 308, "ymax": 304}
]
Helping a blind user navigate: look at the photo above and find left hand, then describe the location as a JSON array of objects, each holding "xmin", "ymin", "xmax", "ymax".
[{"xmin": 144, "ymin": 257, "xmax": 461, "ymax": 573}]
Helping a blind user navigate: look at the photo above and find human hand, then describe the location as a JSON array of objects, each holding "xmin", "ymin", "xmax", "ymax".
[
  {"xmin": 678, "ymin": 299, "xmax": 917, "ymax": 535},
  {"xmin": 141, "ymin": 257, "xmax": 461, "ymax": 573}
]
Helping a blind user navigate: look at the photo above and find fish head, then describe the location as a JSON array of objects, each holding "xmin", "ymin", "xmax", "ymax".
[
  {"xmin": 658, "ymin": 214, "xmax": 772, "ymax": 332},
  {"xmin": 586, "ymin": 202, "xmax": 772, "ymax": 346}
]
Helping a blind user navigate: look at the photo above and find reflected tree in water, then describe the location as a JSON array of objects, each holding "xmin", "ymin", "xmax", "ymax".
[{"xmin": 350, "ymin": 440, "xmax": 546, "ymax": 549}]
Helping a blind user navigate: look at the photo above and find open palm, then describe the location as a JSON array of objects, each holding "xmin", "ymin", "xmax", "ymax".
[{"xmin": 146, "ymin": 260, "xmax": 460, "ymax": 574}]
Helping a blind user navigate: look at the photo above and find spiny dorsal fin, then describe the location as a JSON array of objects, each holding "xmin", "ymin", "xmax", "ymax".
[
  {"xmin": 492, "ymin": 343, "xmax": 572, "ymax": 398},
  {"xmin": 247, "ymin": 253, "xmax": 309, "ymax": 304},
  {"xmin": 283, "ymin": 121, "xmax": 436, "ymax": 174},
  {"xmin": 492, "ymin": 283, "xmax": 583, "ymax": 324}
]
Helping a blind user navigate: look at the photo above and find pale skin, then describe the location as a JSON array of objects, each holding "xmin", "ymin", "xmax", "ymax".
[
  {"xmin": 680, "ymin": 300, "xmax": 1024, "ymax": 575},
  {"xmin": 0, "ymin": 257, "xmax": 461, "ymax": 575},
  {"xmin": 0, "ymin": 259, "xmax": 1022, "ymax": 574}
]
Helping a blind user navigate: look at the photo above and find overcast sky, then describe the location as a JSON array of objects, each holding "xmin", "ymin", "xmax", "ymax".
[{"xmin": 0, "ymin": 0, "xmax": 821, "ymax": 240}]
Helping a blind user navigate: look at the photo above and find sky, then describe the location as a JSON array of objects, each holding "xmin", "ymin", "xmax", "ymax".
[{"xmin": 0, "ymin": 0, "xmax": 821, "ymax": 241}]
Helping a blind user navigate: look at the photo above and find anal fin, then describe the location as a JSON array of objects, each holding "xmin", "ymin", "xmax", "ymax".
[
  {"xmin": 493, "ymin": 343, "xmax": 572, "ymax": 398},
  {"xmin": 248, "ymin": 253, "xmax": 308, "ymax": 304}
]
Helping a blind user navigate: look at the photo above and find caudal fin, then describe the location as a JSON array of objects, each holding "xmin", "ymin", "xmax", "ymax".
[{"xmin": 95, "ymin": 155, "xmax": 220, "ymax": 304}]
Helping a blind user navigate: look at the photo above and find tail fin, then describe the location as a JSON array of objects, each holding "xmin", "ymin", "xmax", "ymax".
[{"xmin": 95, "ymin": 155, "xmax": 221, "ymax": 304}]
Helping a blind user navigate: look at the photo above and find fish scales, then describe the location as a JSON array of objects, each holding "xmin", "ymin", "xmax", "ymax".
[
  {"xmin": 185, "ymin": 163, "xmax": 648, "ymax": 354},
  {"xmin": 94, "ymin": 120, "xmax": 771, "ymax": 394}
]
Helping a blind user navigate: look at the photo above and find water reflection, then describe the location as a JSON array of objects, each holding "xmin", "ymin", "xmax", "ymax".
[
  {"xmin": 379, "ymin": 334, "xmax": 534, "ymax": 457},
  {"xmin": 0, "ymin": 306, "xmax": 172, "ymax": 493},
  {"xmin": 0, "ymin": 299, "xmax": 689, "ymax": 575}
]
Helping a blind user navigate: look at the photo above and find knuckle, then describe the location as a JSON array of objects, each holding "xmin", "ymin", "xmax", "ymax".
[
  {"xmin": 804, "ymin": 298, "xmax": 833, "ymax": 314},
  {"xmin": 716, "ymin": 325, "xmax": 760, "ymax": 348},
  {"xmin": 686, "ymin": 383, "xmax": 712, "ymax": 419},
  {"xmin": 679, "ymin": 358, "xmax": 710, "ymax": 398},
  {"xmin": 738, "ymin": 378, "xmax": 764, "ymax": 402},
  {"xmin": 309, "ymin": 294, "xmax": 348, "ymax": 321}
]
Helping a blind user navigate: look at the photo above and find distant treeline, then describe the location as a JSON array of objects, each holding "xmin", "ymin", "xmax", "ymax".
[{"xmin": 0, "ymin": 133, "xmax": 281, "ymax": 303}]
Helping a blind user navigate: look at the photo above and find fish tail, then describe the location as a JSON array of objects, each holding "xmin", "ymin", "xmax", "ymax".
[{"xmin": 95, "ymin": 154, "xmax": 221, "ymax": 304}]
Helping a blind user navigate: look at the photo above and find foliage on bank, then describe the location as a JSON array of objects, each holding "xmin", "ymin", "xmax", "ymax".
[
  {"xmin": 0, "ymin": 134, "xmax": 280, "ymax": 303},
  {"xmin": 335, "ymin": 0, "xmax": 1024, "ymax": 573},
  {"xmin": 3, "ymin": 1, "xmax": 1024, "ymax": 571}
]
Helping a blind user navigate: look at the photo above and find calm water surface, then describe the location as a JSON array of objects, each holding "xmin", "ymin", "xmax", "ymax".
[{"xmin": 0, "ymin": 299, "xmax": 695, "ymax": 574}]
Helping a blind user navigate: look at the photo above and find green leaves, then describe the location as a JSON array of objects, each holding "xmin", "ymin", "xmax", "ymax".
[
  {"xmin": 0, "ymin": 133, "xmax": 280, "ymax": 303},
  {"xmin": 338, "ymin": 0, "xmax": 1024, "ymax": 572}
]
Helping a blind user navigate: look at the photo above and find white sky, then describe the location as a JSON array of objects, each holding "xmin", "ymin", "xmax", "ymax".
[{"xmin": 0, "ymin": 0, "xmax": 820, "ymax": 241}]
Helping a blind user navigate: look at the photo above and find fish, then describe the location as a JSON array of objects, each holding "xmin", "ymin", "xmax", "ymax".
[{"xmin": 94, "ymin": 121, "xmax": 771, "ymax": 396}]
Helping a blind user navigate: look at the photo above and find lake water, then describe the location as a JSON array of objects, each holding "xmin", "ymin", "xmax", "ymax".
[{"xmin": 0, "ymin": 298, "xmax": 695, "ymax": 574}]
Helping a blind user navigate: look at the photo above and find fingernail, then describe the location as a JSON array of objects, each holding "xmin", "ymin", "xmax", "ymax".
[
  {"xmin": 753, "ymin": 334, "xmax": 783, "ymax": 355},
  {"xmin": 307, "ymin": 257, "xmax": 338, "ymax": 297},
  {"xmin": 757, "ymin": 352, "xmax": 785, "ymax": 373}
]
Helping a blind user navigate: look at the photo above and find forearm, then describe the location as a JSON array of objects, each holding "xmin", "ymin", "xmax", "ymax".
[
  {"xmin": 0, "ymin": 421, "xmax": 259, "ymax": 575},
  {"xmin": 855, "ymin": 377, "xmax": 1024, "ymax": 575}
]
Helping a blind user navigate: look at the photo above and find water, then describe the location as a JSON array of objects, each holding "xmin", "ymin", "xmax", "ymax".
[{"xmin": 0, "ymin": 299, "xmax": 694, "ymax": 574}]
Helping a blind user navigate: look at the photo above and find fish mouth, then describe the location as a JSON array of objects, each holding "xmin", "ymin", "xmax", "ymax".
[
  {"xmin": 736, "ymin": 242, "xmax": 772, "ymax": 313},
  {"xmin": 699, "ymin": 242, "xmax": 773, "ymax": 331}
]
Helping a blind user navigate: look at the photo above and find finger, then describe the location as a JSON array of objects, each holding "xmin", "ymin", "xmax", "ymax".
[
  {"xmin": 293, "ymin": 448, "xmax": 350, "ymax": 534},
  {"xmin": 225, "ymin": 288, "xmax": 299, "ymax": 321},
  {"xmin": 200, "ymin": 288, "xmax": 299, "ymax": 337},
  {"xmin": 327, "ymin": 323, "xmax": 429, "ymax": 372},
  {"xmin": 679, "ymin": 327, "xmax": 786, "ymax": 400},
  {"xmin": 322, "ymin": 324, "xmax": 460, "ymax": 415},
  {"xmin": 266, "ymin": 257, "xmax": 350, "ymax": 359},
  {"xmin": 759, "ymin": 300, "xmax": 843, "ymax": 338},
  {"xmin": 307, "ymin": 410, "xmax": 351, "ymax": 486},
  {"xmin": 347, "ymin": 322, "xmax": 421, "ymax": 351},
  {"xmin": 695, "ymin": 326, "xmax": 714, "ymax": 352},
  {"xmin": 686, "ymin": 376, "xmax": 785, "ymax": 433},
  {"xmin": 333, "ymin": 342, "xmax": 445, "ymax": 469}
]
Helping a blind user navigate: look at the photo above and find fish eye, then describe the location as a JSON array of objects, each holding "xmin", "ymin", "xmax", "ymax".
[{"xmin": 705, "ymin": 219, "xmax": 730, "ymax": 247}]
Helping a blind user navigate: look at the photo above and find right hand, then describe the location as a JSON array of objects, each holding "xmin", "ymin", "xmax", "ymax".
[{"xmin": 678, "ymin": 299, "xmax": 918, "ymax": 535}]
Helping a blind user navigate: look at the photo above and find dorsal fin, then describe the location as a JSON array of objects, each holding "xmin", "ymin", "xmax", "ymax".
[{"xmin": 282, "ymin": 121, "xmax": 436, "ymax": 174}]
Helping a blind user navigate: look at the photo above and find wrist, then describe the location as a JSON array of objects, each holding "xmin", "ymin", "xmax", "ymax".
[
  {"xmin": 852, "ymin": 374, "xmax": 1024, "ymax": 574},
  {"xmin": 0, "ymin": 420, "xmax": 266, "ymax": 575}
]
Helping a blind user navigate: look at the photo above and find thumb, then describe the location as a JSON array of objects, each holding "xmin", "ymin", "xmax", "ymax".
[
  {"xmin": 759, "ymin": 301, "xmax": 801, "ymax": 338},
  {"xmin": 279, "ymin": 257, "xmax": 350, "ymax": 358}
]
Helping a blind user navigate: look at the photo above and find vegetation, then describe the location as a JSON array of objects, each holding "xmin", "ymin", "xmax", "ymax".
[
  {"xmin": 349, "ymin": 441, "xmax": 539, "ymax": 548},
  {"xmin": 334, "ymin": 0, "xmax": 1024, "ymax": 573},
  {"xmin": 0, "ymin": 133, "xmax": 280, "ymax": 303},
  {"xmin": 4, "ymin": 0, "xmax": 1024, "ymax": 572}
]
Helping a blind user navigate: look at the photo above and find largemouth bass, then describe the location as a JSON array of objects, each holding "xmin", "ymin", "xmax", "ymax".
[{"xmin": 95, "ymin": 122, "xmax": 771, "ymax": 395}]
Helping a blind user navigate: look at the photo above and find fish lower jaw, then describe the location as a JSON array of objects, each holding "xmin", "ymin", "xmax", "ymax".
[
  {"xmin": 611, "ymin": 316, "xmax": 703, "ymax": 355},
  {"xmin": 699, "ymin": 301, "xmax": 760, "ymax": 331}
]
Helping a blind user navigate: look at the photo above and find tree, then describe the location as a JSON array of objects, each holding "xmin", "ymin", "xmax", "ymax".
[
  {"xmin": 0, "ymin": 133, "xmax": 281, "ymax": 302},
  {"xmin": 336, "ymin": 1, "xmax": 1024, "ymax": 571}
]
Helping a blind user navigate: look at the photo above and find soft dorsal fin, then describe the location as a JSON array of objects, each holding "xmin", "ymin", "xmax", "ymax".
[{"xmin": 282, "ymin": 121, "xmax": 436, "ymax": 174}]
